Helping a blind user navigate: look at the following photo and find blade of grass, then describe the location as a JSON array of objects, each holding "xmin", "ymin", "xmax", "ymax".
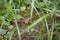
[
  {"xmin": 30, "ymin": 0, "xmax": 35, "ymax": 22},
  {"xmin": 13, "ymin": 5, "xmax": 21, "ymax": 40},
  {"xmin": 14, "ymin": 14, "xmax": 21, "ymax": 40},
  {"xmin": 50, "ymin": 17, "xmax": 55, "ymax": 40},
  {"xmin": 9, "ymin": 32, "xmax": 14, "ymax": 40},
  {"xmin": 13, "ymin": 13, "xmax": 21, "ymax": 40},
  {"xmin": 45, "ymin": 19, "xmax": 51, "ymax": 40}
]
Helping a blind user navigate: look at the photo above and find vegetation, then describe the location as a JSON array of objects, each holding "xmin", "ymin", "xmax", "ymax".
[{"xmin": 0, "ymin": 0, "xmax": 60, "ymax": 40}]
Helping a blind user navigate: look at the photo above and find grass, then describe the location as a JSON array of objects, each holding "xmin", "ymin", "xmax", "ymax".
[{"xmin": 0, "ymin": 0, "xmax": 60, "ymax": 40}]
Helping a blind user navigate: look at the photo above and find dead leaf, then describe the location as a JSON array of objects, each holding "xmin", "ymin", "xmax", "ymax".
[{"xmin": 24, "ymin": 18, "xmax": 30, "ymax": 24}]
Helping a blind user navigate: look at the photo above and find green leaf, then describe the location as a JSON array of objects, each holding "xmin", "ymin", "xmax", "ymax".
[
  {"xmin": 6, "ymin": 13, "xmax": 14, "ymax": 21},
  {"xmin": 35, "ymin": 2, "xmax": 45, "ymax": 8},
  {"xmin": 14, "ymin": 13, "xmax": 23, "ymax": 19},
  {"xmin": 2, "ymin": 21, "xmax": 10, "ymax": 26},
  {"xmin": 0, "ymin": 16, "xmax": 5, "ymax": 24},
  {"xmin": 0, "ymin": 19, "xmax": 2, "ymax": 25},
  {"xmin": 13, "ymin": 0, "xmax": 22, "ymax": 4}
]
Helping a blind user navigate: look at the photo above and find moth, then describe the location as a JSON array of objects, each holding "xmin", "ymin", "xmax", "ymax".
[{"xmin": 11, "ymin": 18, "xmax": 30, "ymax": 24}]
